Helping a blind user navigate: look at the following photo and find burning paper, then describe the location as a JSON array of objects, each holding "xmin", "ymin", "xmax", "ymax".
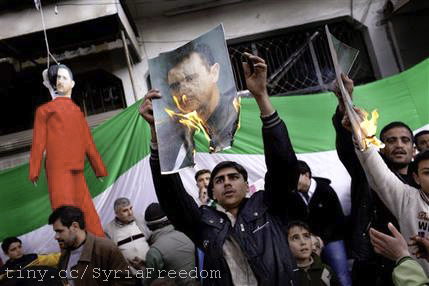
[
  {"xmin": 149, "ymin": 25, "xmax": 240, "ymax": 173},
  {"xmin": 325, "ymin": 25, "xmax": 383, "ymax": 150}
]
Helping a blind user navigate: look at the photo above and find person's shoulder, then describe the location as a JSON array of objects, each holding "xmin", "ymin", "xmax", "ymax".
[
  {"xmin": 35, "ymin": 101, "xmax": 51, "ymax": 113},
  {"xmin": 313, "ymin": 177, "xmax": 336, "ymax": 194},
  {"xmin": 94, "ymin": 235, "xmax": 116, "ymax": 247},
  {"xmin": 105, "ymin": 218, "xmax": 116, "ymax": 229},
  {"xmin": 104, "ymin": 219, "xmax": 116, "ymax": 235},
  {"xmin": 313, "ymin": 177, "xmax": 331, "ymax": 186},
  {"xmin": 86, "ymin": 233, "xmax": 117, "ymax": 254}
]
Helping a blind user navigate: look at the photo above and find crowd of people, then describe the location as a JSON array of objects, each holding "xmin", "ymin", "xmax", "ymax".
[{"xmin": 1, "ymin": 50, "xmax": 429, "ymax": 286}]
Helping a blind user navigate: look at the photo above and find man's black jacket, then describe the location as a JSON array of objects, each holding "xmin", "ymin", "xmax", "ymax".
[
  {"xmin": 286, "ymin": 177, "xmax": 346, "ymax": 244},
  {"xmin": 150, "ymin": 111, "xmax": 300, "ymax": 286}
]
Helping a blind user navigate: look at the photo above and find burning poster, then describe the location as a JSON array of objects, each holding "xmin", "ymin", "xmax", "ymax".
[
  {"xmin": 325, "ymin": 25, "xmax": 383, "ymax": 150},
  {"xmin": 149, "ymin": 25, "xmax": 240, "ymax": 173}
]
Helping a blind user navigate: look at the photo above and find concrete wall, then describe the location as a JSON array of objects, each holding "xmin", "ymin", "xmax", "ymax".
[
  {"xmin": 0, "ymin": 0, "xmax": 117, "ymax": 40},
  {"xmin": 389, "ymin": 10, "xmax": 429, "ymax": 70},
  {"xmin": 135, "ymin": 0, "xmax": 402, "ymax": 84}
]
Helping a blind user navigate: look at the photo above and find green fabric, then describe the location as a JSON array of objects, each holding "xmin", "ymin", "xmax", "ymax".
[
  {"xmin": 144, "ymin": 247, "xmax": 164, "ymax": 285},
  {"xmin": 392, "ymin": 258, "xmax": 429, "ymax": 286},
  {"xmin": 1, "ymin": 57, "xmax": 429, "ymax": 241},
  {"xmin": 194, "ymin": 57, "xmax": 429, "ymax": 154}
]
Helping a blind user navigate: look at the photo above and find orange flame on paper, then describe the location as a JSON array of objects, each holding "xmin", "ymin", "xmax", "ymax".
[
  {"xmin": 166, "ymin": 94, "xmax": 211, "ymax": 142},
  {"xmin": 165, "ymin": 108, "xmax": 211, "ymax": 142},
  {"xmin": 166, "ymin": 94, "xmax": 241, "ymax": 151},
  {"xmin": 359, "ymin": 109, "xmax": 384, "ymax": 149}
]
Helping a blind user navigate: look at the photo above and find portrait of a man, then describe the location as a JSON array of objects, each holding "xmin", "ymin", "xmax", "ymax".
[{"xmin": 150, "ymin": 25, "xmax": 239, "ymax": 173}]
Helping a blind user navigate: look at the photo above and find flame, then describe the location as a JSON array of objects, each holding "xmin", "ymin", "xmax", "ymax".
[
  {"xmin": 166, "ymin": 94, "xmax": 241, "ymax": 151},
  {"xmin": 168, "ymin": 93, "xmax": 210, "ymax": 142},
  {"xmin": 359, "ymin": 109, "xmax": 384, "ymax": 149},
  {"xmin": 165, "ymin": 108, "xmax": 211, "ymax": 142}
]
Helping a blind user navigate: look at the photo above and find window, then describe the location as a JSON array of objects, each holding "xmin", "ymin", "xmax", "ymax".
[{"xmin": 228, "ymin": 19, "xmax": 376, "ymax": 96}]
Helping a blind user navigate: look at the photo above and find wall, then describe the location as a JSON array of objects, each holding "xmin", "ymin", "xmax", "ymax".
[{"xmin": 135, "ymin": 0, "xmax": 403, "ymax": 84}]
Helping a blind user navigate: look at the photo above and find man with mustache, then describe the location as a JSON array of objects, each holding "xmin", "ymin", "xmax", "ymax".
[
  {"xmin": 332, "ymin": 75, "xmax": 416, "ymax": 286},
  {"xmin": 29, "ymin": 64, "xmax": 107, "ymax": 237}
]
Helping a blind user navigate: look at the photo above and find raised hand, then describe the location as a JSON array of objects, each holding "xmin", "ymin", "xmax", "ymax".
[
  {"xmin": 369, "ymin": 223, "xmax": 410, "ymax": 261},
  {"xmin": 409, "ymin": 235, "xmax": 429, "ymax": 261},
  {"xmin": 332, "ymin": 74, "xmax": 354, "ymax": 114},
  {"xmin": 242, "ymin": 52, "xmax": 274, "ymax": 116},
  {"xmin": 139, "ymin": 89, "xmax": 161, "ymax": 126}
]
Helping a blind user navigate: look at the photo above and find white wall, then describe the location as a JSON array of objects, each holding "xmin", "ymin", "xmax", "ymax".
[
  {"xmin": 135, "ymin": 0, "xmax": 401, "ymax": 85},
  {"xmin": 0, "ymin": 0, "xmax": 117, "ymax": 40}
]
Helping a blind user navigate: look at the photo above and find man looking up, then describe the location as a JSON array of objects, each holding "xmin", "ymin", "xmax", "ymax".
[
  {"xmin": 140, "ymin": 52, "xmax": 299, "ymax": 285},
  {"xmin": 29, "ymin": 64, "xmax": 107, "ymax": 237}
]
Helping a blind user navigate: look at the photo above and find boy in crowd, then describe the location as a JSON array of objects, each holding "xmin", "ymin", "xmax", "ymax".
[{"xmin": 287, "ymin": 221, "xmax": 339, "ymax": 286}]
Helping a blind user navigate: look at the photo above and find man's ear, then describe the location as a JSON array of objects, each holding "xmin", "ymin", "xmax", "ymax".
[
  {"xmin": 413, "ymin": 172, "xmax": 421, "ymax": 186},
  {"xmin": 210, "ymin": 63, "xmax": 220, "ymax": 83},
  {"xmin": 71, "ymin": 80, "xmax": 75, "ymax": 89},
  {"xmin": 70, "ymin": 221, "xmax": 80, "ymax": 231}
]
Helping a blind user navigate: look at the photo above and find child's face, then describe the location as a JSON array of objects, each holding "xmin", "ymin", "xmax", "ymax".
[
  {"xmin": 414, "ymin": 159, "xmax": 429, "ymax": 193},
  {"xmin": 311, "ymin": 235, "xmax": 323, "ymax": 256},
  {"xmin": 288, "ymin": 226, "xmax": 312, "ymax": 262}
]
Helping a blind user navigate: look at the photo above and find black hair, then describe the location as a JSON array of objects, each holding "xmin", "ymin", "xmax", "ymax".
[
  {"xmin": 410, "ymin": 150, "xmax": 429, "ymax": 175},
  {"xmin": 1, "ymin": 237, "xmax": 21, "ymax": 254},
  {"xmin": 48, "ymin": 205, "xmax": 85, "ymax": 229},
  {"xmin": 380, "ymin": 121, "xmax": 414, "ymax": 143},
  {"xmin": 415, "ymin": 130, "xmax": 429, "ymax": 144},
  {"xmin": 166, "ymin": 42, "xmax": 215, "ymax": 74},
  {"xmin": 47, "ymin": 64, "xmax": 74, "ymax": 86},
  {"xmin": 286, "ymin": 220, "xmax": 311, "ymax": 235},
  {"xmin": 207, "ymin": 161, "xmax": 248, "ymax": 199},
  {"xmin": 297, "ymin": 160, "xmax": 312, "ymax": 178},
  {"xmin": 195, "ymin": 169, "xmax": 211, "ymax": 182}
]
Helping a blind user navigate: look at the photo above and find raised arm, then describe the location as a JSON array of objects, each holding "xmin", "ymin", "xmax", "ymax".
[
  {"xmin": 356, "ymin": 146, "xmax": 413, "ymax": 218},
  {"xmin": 141, "ymin": 90, "xmax": 201, "ymax": 242},
  {"xmin": 242, "ymin": 53, "xmax": 299, "ymax": 212},
  {"xmin": 29, "ymin": 106, "xmax": 48, "ymax": 183},
  {"xmin": 331, "ymin": 75, "xmax": 366, "ymax": 181}
]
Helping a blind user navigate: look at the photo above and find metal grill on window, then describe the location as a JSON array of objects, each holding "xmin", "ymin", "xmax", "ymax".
[{"xmin": 228, "ymin": 20, "xmax": 376, "ymax": 96}]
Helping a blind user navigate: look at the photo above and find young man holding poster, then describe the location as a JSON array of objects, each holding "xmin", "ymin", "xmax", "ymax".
[{"xmin": 140, "ymin": 52, "xmax": 299, "ymax": 286}]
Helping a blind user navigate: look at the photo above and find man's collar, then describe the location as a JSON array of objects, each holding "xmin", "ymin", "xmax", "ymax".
[
  {"xmin": 115, "ymin": 217, "xmax": 135, "ymax": 226},
  {"xmin": 77, "ymin": 232, "xmax": 94, "ymax": 262}
]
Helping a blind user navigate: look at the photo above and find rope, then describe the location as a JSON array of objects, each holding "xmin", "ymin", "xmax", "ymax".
[{"xmin": 35, "ymin": 0, "xmax": 59, "ymax": 68}]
